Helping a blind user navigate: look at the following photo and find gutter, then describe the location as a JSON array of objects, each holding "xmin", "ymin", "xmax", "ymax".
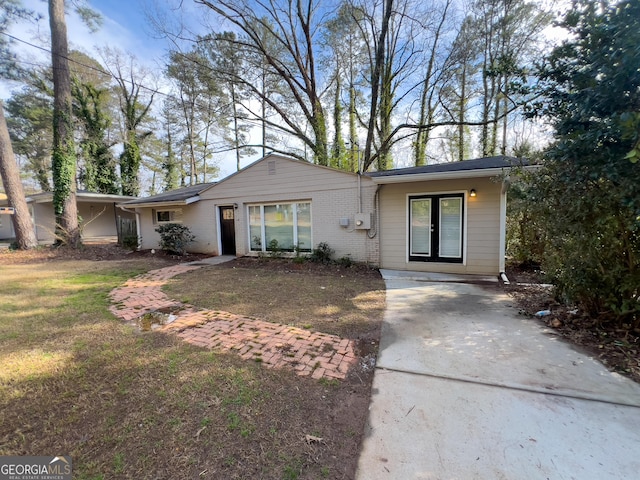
[
  {"xmin": 369, "ymin": 163, "xmax": 540, "ymax": 185},
  {"xmin": 369, "ymin": 167, "xmax": 509, "ymax": 184},
  {"xmin": 119, "ymin": 196, "xmax": 200, "ymax": 209}
]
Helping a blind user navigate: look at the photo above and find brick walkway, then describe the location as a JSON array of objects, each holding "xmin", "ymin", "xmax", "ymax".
[{"xmin": 108, "ymin": 264, "xmax": 358, "ymax": 380}]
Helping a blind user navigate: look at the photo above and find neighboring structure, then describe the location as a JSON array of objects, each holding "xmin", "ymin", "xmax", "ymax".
[
  {"xmin": 120, "ymin": 154, "xmax": 527, "ymax": 275},
  {"xmin": 0, "ymin": 193, "xmax": 12, "ymax": 240},
  {"xmin": 0, "ymin": 191, "xmax": 138, "ymax": 244}
]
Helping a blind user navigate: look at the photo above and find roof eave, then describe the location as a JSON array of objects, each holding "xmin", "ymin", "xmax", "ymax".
[
  {"xmin": 369, "ymin": 165, "xmax": 535, "ymax": 184},
  {"xmin": 118, "ymin": 196, "xmax": 200, "ymax": 209}
]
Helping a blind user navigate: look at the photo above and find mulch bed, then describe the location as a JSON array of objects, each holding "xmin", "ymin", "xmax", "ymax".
[{"xmin": 0, "ymin": 243, "xmax": 212, "ymax": 265}]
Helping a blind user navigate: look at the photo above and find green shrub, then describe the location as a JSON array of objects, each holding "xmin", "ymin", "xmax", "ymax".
[
  {"xmin": 154, "ymin": 223, "xmax": 195, "ymax": 255},
  {"xmin": 338, "ymin": 255, "xmax": 353, "ymax": 268},
  {"xmin": 267, "ymin": 238, "xmax": 283, "ymax": 258},
  {"xmin": 121, "ymin": 235, "xmax": 139, "ymax": 251},
  {"xmin": 310, "ymin": 242, "xmax": 334, "ymax": 264}
]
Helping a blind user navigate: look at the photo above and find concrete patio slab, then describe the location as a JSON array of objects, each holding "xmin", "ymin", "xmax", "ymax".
[
  {"xmin": 356, "ymin": 271, "xmax": 640, "ymax": 480},
  {"xmin": 359, "ymin": 370, "xmax": 640, "ymax": 480},
  {"xmin": 378, "ymin": 273, "xmax": 640, "ymax": 406}
]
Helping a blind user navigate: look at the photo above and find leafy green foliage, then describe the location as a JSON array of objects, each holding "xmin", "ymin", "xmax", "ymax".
[
  {"xmin": 72, "ymin": 64, "xmax": 119, "ymax": 194},
  {"xmin": 506, "ymin": 157, "xmax": 547, "ymax": 266},
  {"xmin": 154, "ymin": 223, "xmax": 195, "ymax": 255},
  {"xmin": 121, "ymin": 235, "xmax": 139, "ymax": 251},
  {"xmin": 310, "ymin": 242, "xmax": 334, "ymax": 265},
  {"xmin": 120, "ymin": 134, "xmax": 140, "ymax": 197},
  {"xmin": 51, "ymin": 112, "xmax": 76, "ymax": 217},
  {"xmin": 267, "ymin": 238, "xmax": 283, "ymax": 258},
  {"xmin": 5, "ymin": 72, "xmax": 54, "ymax": 191},
  {"xmin": 527, "ymin": 0, "xmax": 640, "ymax": 325}
]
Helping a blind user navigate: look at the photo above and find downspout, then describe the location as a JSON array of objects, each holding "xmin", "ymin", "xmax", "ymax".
[
  {"xmin": 117, "ymin": 205, "xmax": 141, "ymax": 250},
  {"xmin": 368, "ymin": 185, "xmax": 381, "ymax": 239},
  {"xmin": 499, "ymin": 175, "xmax": 510, "ymax": 277},
  {"xmin": 357, "ymin": 147, "xmax": 363, "ymax": 214},
  {"xmin": 112, "ymin": 202, "xmax": 118, "ymax": 240},
  {"xmin": 367, "ymin": 185, "xmax": 381, "ymax": 267},
  {"xmin": 357, "ymin": 172, "xmax": 362, "ymax": 214}
]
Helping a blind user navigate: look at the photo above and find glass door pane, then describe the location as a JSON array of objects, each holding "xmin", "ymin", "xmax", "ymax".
[
  {"xmin": 439, "ymin": 198, "xmax": 462, "ymax": 258},
  {"xmin": 411, "ymin": 198, "xmax": 431, "ymax": 256}
]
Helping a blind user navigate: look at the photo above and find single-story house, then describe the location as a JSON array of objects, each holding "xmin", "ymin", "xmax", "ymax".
[
  {"xmin": 0, "ymin": 191, "xmax": 138, "ymax": 243},
  {"xmin": 120, "ymin": 154, "xmax": 528, "ymax": 275}
]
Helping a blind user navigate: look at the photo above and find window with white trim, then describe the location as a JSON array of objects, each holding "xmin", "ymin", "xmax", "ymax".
[
  {"xmin": 409, "ymin": 194, "xmax": 464, "ymax": 263},
  {"xmin": 152, "ymin": 208, "xmax": 183, "ymax": 224},
  {"xmin": 249, "ymin": 202, "xmax": 311, "ymax": 252}
]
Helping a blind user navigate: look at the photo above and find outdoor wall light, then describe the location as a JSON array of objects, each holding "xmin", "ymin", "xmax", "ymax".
[{"xmin": 469, "ymin": 189, "xmax": 477, "ymax": 197}]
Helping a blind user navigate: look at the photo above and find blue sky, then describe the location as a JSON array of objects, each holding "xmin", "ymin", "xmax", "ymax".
[
  {"xmin": 4, "ymin": 0, "xmax": 204, "ymax": 80},
  {"xmin": 3, "ymin": 0, "xmax": 252, "ymax": 180}
]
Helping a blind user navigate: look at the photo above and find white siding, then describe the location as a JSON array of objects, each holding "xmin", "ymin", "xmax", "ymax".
[
  {"xmin": 0, "ymin": 214, "xmax": 14, "ymax": 239},
  {"xmin": 138, "ymin": 203, "xmax": 218, "ymax": 253},
  {"xmin": 137, "ymin": 156, "xmax": 379, "ymax": 263},
  {"xmin": 78, "ymin": 202, "xmax": 134, "ymax": 240},
  {"xmin": 32, "ymin": 203, "xmax": 56, "ymax": 242},
  {"xmin": 378, "ymin": 176, "xmax": 503, "ymax": 274}
]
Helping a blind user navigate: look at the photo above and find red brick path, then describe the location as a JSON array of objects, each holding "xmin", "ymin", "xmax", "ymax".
[{"xmin": 109, "ymin": 264, "xmax": 358, "ymax": 380}]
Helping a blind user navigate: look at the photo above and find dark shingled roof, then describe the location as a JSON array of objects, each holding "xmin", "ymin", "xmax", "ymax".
[
  {"xmin": 121, "ymin": 183, "xmax": 215, "ymax": 205},
  {"xmin": 366, "ymin": 156, "xmax": 527, "ymax": 178}
]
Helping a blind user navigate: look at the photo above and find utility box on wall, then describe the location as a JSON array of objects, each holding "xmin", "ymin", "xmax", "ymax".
[{"xmin": 354, "ymin": 213, "xmax": 371, "ymax": 230}]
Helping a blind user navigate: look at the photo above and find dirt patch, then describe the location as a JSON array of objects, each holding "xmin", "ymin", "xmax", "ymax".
[
  {"xmin": 505, "ymin": 263, "xmax": 640, "ymax": 384},
  {"xmin": 165, "ymin": 256, "xmax": 386, "ymax": 340}
]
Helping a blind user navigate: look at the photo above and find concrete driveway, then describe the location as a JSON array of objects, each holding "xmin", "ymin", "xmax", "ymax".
[{"xmin": 356, "ymin": 271, "xmax": 640, "ymax": 480}]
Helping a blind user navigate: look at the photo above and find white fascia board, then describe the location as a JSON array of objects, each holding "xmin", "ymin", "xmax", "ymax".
[
  {"xmin": 116, "ymin": 197, "xmax": 200, "ymax": 209},
  {"xmin": 76, "ymin": 193, "xmax": 139, "ymax": 203},
  {"xmin": 370, "ymin": 167, "xmax": 508, "ymax": 184},
  {"xmin": 370, "ymin": 163, "xmax": 540, "ymax": 184},
  {"xmin": 184, "ymin": 195, "xmax": 201, "ymax": 205}
]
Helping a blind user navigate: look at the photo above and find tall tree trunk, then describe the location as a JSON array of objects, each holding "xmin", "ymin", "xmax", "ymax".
[
  {"xmin": 458, "ymin": 61, "xmax": 467, "ymax": 162},
  {"xmin": 501, "ymin": 79, "xmax": 508, "ymax": 155},
  {"xmin": 0, "ymin": 103, "xmax": 38, "ymax": 249},
  {"xmin": 490, "ymin": 84, "xmax": 500, "ymax": 155},
  {"xmin": 414, "ymin": 0, "xmax": 450, "ymax": 166},
  {"xmin": 377, "ymin": 59, "xmax": 393, "ymax": 171},
  {"xmin": 330, "ymin": 73, "xmax": 344, "ymax": 169},
  {"xmin": 49, "ymin": 0, "xmax": 80, "ymax": 247},
  {"xmin": 120, "ymin": 131, "xmax": 140, "ymax": 196},
  {"xmin": 363, "ymin": 0, "xmax": 393, "ymax": 171},
  {"xmin": 231, "ymin": 84, "xmax": 241, "ymax": 172},
  {"xmin": 261, "ymin": 66, "xmax": 267, "ymax": 158},
  {"xmin": 348, "ymin": 84, "xmax": 358, "ymax": 172},
  {"xmin": 310, "ymin": 100, "xmax": 328, "ymax": 166}
]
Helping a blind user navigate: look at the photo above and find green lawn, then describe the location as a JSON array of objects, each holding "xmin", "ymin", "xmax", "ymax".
[{"xmin": 0, "ymin": 253, "xmax": 381, "ymax": 479}]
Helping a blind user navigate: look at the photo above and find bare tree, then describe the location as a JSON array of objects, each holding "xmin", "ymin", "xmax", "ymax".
[
  {"xmin": 101, "ymin": 49, "xmax": 155, "ymax": 196},
  {"xmin": 413, "ymin": 0, "xmax": 453, "ymax": 166},
  {"xmin": 196, "ymin": 0, "xmax": 330, "ymax": 165},
  {"xmin": 473, "ymin": 0, "xmax": 552, "ymax": 156}
]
